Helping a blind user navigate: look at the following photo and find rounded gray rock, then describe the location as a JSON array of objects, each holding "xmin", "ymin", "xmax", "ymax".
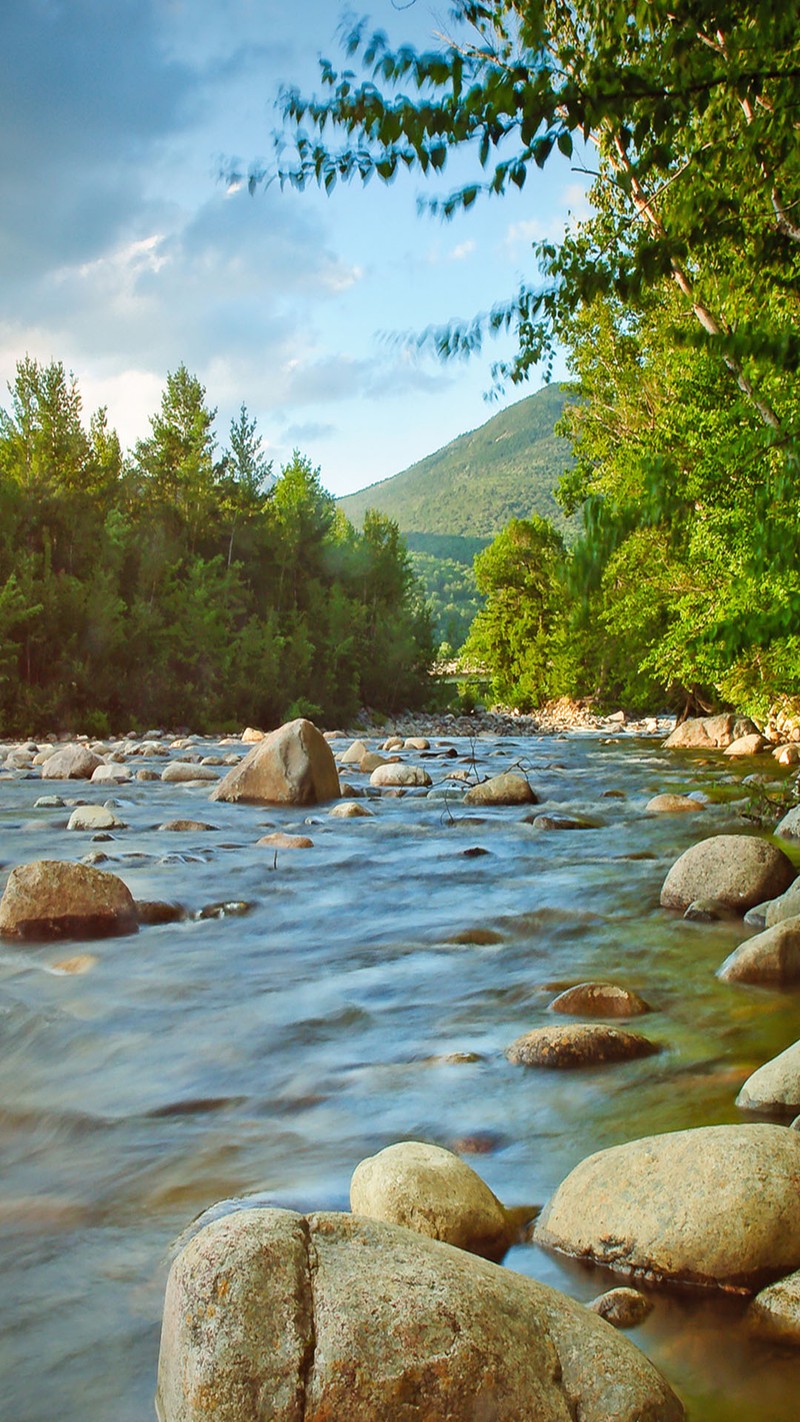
[
  {"xmin": 718, "ymin": 917, "xmax": 800, "ymax": 985},
  {"xmin": 736, "ymin": 1040, "xmax": 800, "ymax": 1113},
  {"xmin": 660, "ymin": 834, "xmax": 795, "ymax": 913}
]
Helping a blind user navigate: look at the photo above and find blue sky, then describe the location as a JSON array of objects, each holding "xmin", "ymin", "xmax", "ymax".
[{"xmin": 1, "ymin": 1, "xmax": 588, "ymax": 496}]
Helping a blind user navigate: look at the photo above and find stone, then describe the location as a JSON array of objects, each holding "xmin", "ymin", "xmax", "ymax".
[
  {"xmin": 535, "ymin": 1123, "xmax": 800, "ymax": 1292},
  {"xmin": 211, "ymin": 719, "xmax": 340, "ymax": 806},
  {"xmin": 548, "ymin": 982, "xmax": 651, "ymax": 1018},
  {"xmin": 329, "ymin": 800, "xmax": 373, "ymax": 818},
  {"xmin": 774, "ymin": 744, "xmax": 800, "ymax": 766},
  {"xmin": 155, "ymin": 1208, "xmax": 684, "ymax": 1422},
  {"xmin": 684, "ymin": 898, "xmax": 728, "ymax": 922},
  {"xmin": 718, "ymin": 917, "xmax": 800, "ymax": 985},
  {"xmin": 765, "ymin": 878, "xmax": 800, "ymax": 927},
  {"xmin": 663, "ymin": 714, "xmax": 759, "ymax": 750},
  {"xmin": 589, "ymin": 1287, "xmax": 654, "ymax": 1329},
  {"xmin": 645, "ymin": 794, "xmax": 703, "ymax": 813},
  {"xmin": 382, "ymin": 736, "xmax": 404, "ymax": 751},
  {"xmin": 463, "ymin": 772, "xmax": 538, "ymax": 806},
  {"xmin": 349, "ymin": 1140, "xmax": 519, "ymax": 1261},
  {"xmin": 724, "ymin": 734, "xmax": 767, "ymax": 757},
  {"xmin": 90, "ymin": 763, "xmax": 132, "ymax": 784},
  {"xmin": 369, "ymin": 763, "xmax": 431, "ymax": 788},
  {"xmin": 256, "ymin": 832, "xmax": 314, "ymax": 850},
  {"xmin": 158, "ymin": 820, "xmax": 217, "ymax": 832},
  {"xmin": 404, "ymin": 736, "xmax": 430, "ymax": 750},
  {"xmin": 66, "ymin": 805, "xmax": 126, "ymax": 832},
  {"xmin": 136, "ymin": 768, "xmax": 161, "ymax": 781},
  {"xmin": 162, "ymin": 762, "xmax": 219, "ymax": 783},
  {"xmin": 241, "ymin": 726, "xmax": 264, "ymax": 743},
  {"xmin": 736, "ymin": 1040, "xmax": 800, "ymax": 1113},
  {"xmin": 660, "ymin": 834, "xmax": 795, "ymax": 913},
  {"xmin": 774, "ymin": 805, "xmax": 800, "ymax": 840},
  {"xmin": 41, "ymin": 745, "xmax": 103, "ymax": 780},
  {"xmin": 506, "ymin": 1023, "xmax": 659, "ymax": 1069},
  {"xmin": 748, "ymin": 1271, "xmax": 800, "ymax": 1345},
  {"xmin": 0, "ymin": 860, "xmax": 137, "ymax": 940},
  {"xmin": 339, "ymin": 738, "xmax": 368, "ymax": 765},
  {"xmin": 530, "ymin": 814, "xmax": 595, "ymax": 831},
  {"xmin": 358, "ymin": 751, "xmax": 390, "ymax": 773}
]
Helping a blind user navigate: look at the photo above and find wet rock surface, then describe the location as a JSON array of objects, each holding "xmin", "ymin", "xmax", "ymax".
[
  {"xmin": 660, "ymin": 834, "xmax": 795, "ymax": 913},
  {"xmin": 506, "ymin": 1023, "xmax": 659, "ymax": 1068}
]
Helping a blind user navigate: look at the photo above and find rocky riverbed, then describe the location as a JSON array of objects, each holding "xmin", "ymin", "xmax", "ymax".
[{"xmin": 2, "ymin": 714, "xmax": 800, "ymax": 1420}]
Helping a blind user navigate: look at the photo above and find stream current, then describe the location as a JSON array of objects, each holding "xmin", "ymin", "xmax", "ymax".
[{"xmin": 1, "ymin": 727, "xmax": 799, "ymax": 1421}]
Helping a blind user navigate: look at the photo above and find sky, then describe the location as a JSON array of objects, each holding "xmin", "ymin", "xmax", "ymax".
[{"xmin": 1, "ymin": 0, "xmax": 589, "ymax": 498}]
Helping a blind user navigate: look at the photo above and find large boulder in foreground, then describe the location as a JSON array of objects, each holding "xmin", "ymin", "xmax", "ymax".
[
  {"xmin": 660, "ymin": 834, "xmax": 795, "ymax": 913},
  {"xmin": 155, "ymin": 1208, "xmax": 684, "ymax": 1422},
  {"xmin": 41, "ymin": 744, "xmax": 103, "ymax": 780},
  {"xmin": 0, "ymin": 860, "xmax": 137, "ymax": 940},
  {"xmin": 210, "ymin": 719, "xmax": 340, "ymax": 806},
  {"xmin": 718, "ymin": 918, "xmax": 800, "ymax": 985},
  {"xmin": 663, "ymin": 714, "xmax": 758, "ymax": 750},
  {"xmin": 737, "ymin": 1040, "xmax": 800, "ymax": 1114},
  {"xmin": 349, "ymin": 1140, "xmax": 518, "ymax": 1261},
  {"xmin": 535, "ymin": 1123, "xmax": 800, "ymax": 1293}
]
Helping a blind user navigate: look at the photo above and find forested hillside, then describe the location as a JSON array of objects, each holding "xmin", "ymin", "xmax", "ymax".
[
  {"xmin": 338, "ymin": 383, "xmax": 574, "ymax": 537},
  {"xmin": 0, "ymin": 359, "xmax": 433, "ymax": 733}
]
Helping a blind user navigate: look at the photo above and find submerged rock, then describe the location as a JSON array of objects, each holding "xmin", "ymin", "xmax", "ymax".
[
  {"xmin": 589, "ymin": 1287, "xmax": 654, "ymax": 1329},
  {"xmin": 748, "ymin": 1271, "xmax": 800, "ymax": 1346},
  {"xmin": 506, "ymin": 1023, "xmax": 659, "ymax": 1068},
  {"xmin": 211, "ymin": 719, "xmax": 340, "ymax": 806},
  {"xmin": 135, "ymin": 901, "xmax": 187, "ymax": 926},
  {"xmin": 349, "ymin": 1140, "xmax": 521, "ymax": 1261},
  {"xmin": 660, "ymin": 834, "xmax": 795, "ymax": 913},
  {"xmin": 155, "ymin": 1207, "xmax": 685, "ymax": 1422},
  {"xmin": 256, "ymin": 832, "xmax": 314, "ymax": 850},
  {"xmin": 535, "ymin": 1123, "xmax": 800, "ymax": 1292},
  {"xmin": 0, "ymin": 860, "xmax": 137, "ymax": 940}
]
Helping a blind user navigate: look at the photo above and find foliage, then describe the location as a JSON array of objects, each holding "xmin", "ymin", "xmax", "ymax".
[
  {"xmin": 0, "ymin": 359, "xmax": 434, "ymax": 733},
  {"xmin": 462, "ymin": 515, "xmax": 567, "ymax": 707}
]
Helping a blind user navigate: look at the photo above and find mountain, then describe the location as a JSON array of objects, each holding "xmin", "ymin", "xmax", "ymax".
[{"xmin": 337, "ymin": 383, "xmax": 576, "ymax": 545}]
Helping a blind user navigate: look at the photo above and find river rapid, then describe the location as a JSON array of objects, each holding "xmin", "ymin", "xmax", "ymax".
[{"xmin": 1, "ymin": 725, "xmax": 799, "ymax": 1421}]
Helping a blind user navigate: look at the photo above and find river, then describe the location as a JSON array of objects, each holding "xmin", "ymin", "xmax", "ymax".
[{"xmin": 1, "ymin": 726, "xmax": 799, "ymax": 1420}]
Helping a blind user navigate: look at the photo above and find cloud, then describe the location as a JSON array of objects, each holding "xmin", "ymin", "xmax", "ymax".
[{"xmin": 284, "ymin": 420, "xmax": 337, "ymax": 442}]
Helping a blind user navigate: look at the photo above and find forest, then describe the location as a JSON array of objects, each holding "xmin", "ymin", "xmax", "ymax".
[
  {"xmin": 277, "ymin": 0, "xmax": 800, "ymax": 724},
  {"xmin": 0, "ymin": 358, "xmax": 434, "ymax": 734}
]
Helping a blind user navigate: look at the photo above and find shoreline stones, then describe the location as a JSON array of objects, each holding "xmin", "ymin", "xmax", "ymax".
[
  {"xmin": 155, "ymin": 1207, "xmax": 685, "ymax": 1422},
  {"xmin": 506, "ymin": 1023, "xmax": 659, "ymax": 1068},
  {"xmin": 534, "ymin": 1123, "xmax": 800, "ymax": 1292},
  {"xmin": 736, "ymin": 1041, "xmax": 800, "ymax": 1114},
  {"xmin": 211, "ymin": 718, "xmax": 340, "ymax": 806},
  {"xmin": 718, "ymin": 918, "xmax": 800, "ymax": 985},
  {"xmin": 349, "ymin": 1140, "xmax": 522, "ymax": 1261},
  {"xmin": 660, "ymin": 835, "xmax": 795, "ymax": 913},
  {"xmin": 0, "ymin": 860, "xmax": 138, "ymax": 940}
]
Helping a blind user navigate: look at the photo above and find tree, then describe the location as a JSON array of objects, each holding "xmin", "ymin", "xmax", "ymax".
[
  {"xmin": 463, "ymin": 515, "xmax": 566, "ymax": 707},
  {"xmin": 219, "ymin": 404, "xmax": 274, "ymax": 566},
  {"xmin": 133, "ymin": 365, "xmax": 220, "ymax": 552},
  {"xmin": 274, "ymin": 3, "xmax": 800, "ymax": 431}
]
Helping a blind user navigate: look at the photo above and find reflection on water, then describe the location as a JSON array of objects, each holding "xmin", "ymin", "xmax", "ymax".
[{"xmin": 1, "ymin": 730, "xmax": 799, "ymax": 1419}]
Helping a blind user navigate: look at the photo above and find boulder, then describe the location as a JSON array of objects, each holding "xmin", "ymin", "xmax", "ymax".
[
  {"xmin": 718, "ymin": 917, "xmax": 800, "ymax": 985},
  {"xmin": 0, "ymin": 860, "xmax": 137, "ymax": 940},
  {"xmin": 724, "ymin": 734, "xmax": 767, "ymax": 757},
  {"xmin": 404, "ymin": 736, "xmax": 430, "ymax": 750},
  {"xmin": 748, "ymin": 1271, "xmax": 800, "ymax": 1346},
  {"xmin": 535, "ymin": 1123, "xmax": 800, "ymax": 1292},
  {"xmin": 736, "ymin": 1040, "xmax": 800, "ymax": 1113},
  {"xmin": 506, "ymin": 1023, "xmax": 659, "ymax": 1069},
  {"xmin": 41, "ymin": 745, "xmax": 103, "ymax": 780},
  {"xmin": 774, "ymin": 805, "xmax": 800, "ymax": 840},
  {"xmin": 90, "ymin": 763, "xmax": 132, "ymax": 784},
  {"xmin": 329, "ymin": 801, "xmax": 373, "ymax": 819},
  {"xmin": 359, "ymin": 751, "xmax": 390, "ymax": 774},
  {"xmin": 162, "ymin": 762, "xmax": 219, "ymax": 783},
  {"xmin": 530, "ymin": 814, "xmax": 595, "ymax": 831},
  {"xmin": 548, "ymin": 982, "xmax": 651, "ymax": 1018},
  {"xmin": 211, "ymin": 719, "xmax": 340, "ymax": 806},
  {"xmin": 339, "ymin": 739, "xmax": 368, "ymax": 766},
  {"xmin": 155, "ymin": 1208, "xmax": 684, "ymax": 1422},
  {"xmin": 589, "ymin": 1287, "xmax": 654, "ymax": 1329},
  {"xmin": 369, "ymin": 763, "xmax": 432, "ymax": 789},
  {"xmin": 645, "ymin": 794, "xmax": 703, "ymax": 814},
  {"xmin": 135, "ymin": 900, "xmax": 187, "ymax": 926},
  {"xmin": 158, "ymin": 820, "xmax": 217, "ymax": 833},
  {"xmin": 463, "ymin": 772, "xmax": 537, "ymax": 806},
  {"xmin": 774, "ymin": 744, "xmax": 800, "ymax": 766},
  {"xmin": 660, "ymin": 834, "xmax": 795, "ymax": 913},
  {"xmin": 349, "ymin": 1140, "xmax": 518, "ymax": 1261},
  {"xmin": 765, "ymin": 879, "xmax": 800, "ymax": 927},
  {"xmin": 663, "ymin": 714, "xmax": 758, "ymax": 750},
  {"xmin": 241, "ymin": 727, "xmax": 264, "ymax": 743},
  {"xmin": 66, "ymin": 805, "xmax": 126, "ymax": 832}
]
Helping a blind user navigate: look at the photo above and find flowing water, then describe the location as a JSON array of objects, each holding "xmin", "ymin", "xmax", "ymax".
[{"xmin": 1, "ymin": 728, "xmax": 799, "ymax": 1421}]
